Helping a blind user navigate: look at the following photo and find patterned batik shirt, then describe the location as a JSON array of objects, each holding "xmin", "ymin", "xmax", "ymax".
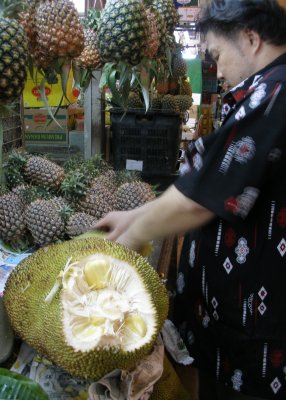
[{"xmin": 173, "ymin": 53, "xmax": 286, "ymax": 399}]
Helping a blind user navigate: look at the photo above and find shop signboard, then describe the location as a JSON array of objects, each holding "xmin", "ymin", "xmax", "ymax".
[
  {"xmin": 177, "ymin": 6, "xmax": 200, "ymax": 23},
  {"xmin": 174, "ymin": 0, "xmax": 198, "ymax": 7}
]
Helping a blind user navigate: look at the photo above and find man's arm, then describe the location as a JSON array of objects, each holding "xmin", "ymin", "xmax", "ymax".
[{"xmin": 96, "ymin": 184, "xmax": 216, "ymax": 251}]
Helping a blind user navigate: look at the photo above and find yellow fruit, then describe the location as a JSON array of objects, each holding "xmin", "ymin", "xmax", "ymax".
[{"xmin": 84, "ymin": 258, "xmax": 110, "ymax": 289}]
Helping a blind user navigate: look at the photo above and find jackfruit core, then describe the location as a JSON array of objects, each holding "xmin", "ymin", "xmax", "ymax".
[{"xmin": 52, "ymin": 254, "xmax": 157, "ymax": 353}]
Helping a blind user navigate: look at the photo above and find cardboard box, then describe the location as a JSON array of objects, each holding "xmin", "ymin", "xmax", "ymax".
[
  {"xmin": 24, "ymin": 108, "xmax": 68, "ymax": 144},
  {"xmin": 23, "ymin": 68, "xmax": 79, "ymax": 108}
]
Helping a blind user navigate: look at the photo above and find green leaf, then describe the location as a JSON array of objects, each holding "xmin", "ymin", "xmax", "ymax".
[
  {"xmin": 139, "ymin": 62, "xmax": 150, "ymax": 112},
  {"xmin": 39, "ymin": 78, "xmax": 63, "ymax": 129},
  {"xmin": 0, "ymin": 368, "xmax": 49, "ymax": 400},
  {"xmin": 60, "ymin": 63, "xmax": 71, "ymax": 103}
]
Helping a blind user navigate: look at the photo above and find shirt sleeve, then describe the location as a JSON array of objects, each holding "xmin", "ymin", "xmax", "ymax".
[{"xmin": 174, "ymin": 80, "xmax": 286, "ymax": 223}]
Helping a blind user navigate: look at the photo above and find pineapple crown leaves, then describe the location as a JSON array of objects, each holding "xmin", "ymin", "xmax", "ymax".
[
  {"xmin": 58, "ymin": 203, "xmax": 74, "ymax": 223},
  {"xmin": 0, "ymin": 183, "xmax": 9, "ymax": 196},
  {"xmin": 4, "ymin": 165, "xmax": 25, "ymax": 189},
  {"xmin": 63, "ymin": 154, "xmax": 85, "ymax": 173},
  {"xmin": 60, "ymin": 170, "xmax": 89, "ymax": 199},
  {"xmin": 85, "ymin": 7, "xmax": 101, "ymax": 30},
  {"xmin": 72, "ymin": 62, "xmax": 94, "ymax": 92},
  {"xmin": 114, "ymin": 169, "xmax": 142, "ymax": 187},
  {"xmin": 100, "ymin": 62, "xmax": 133, "ymax": 110},
  {"xmin": 6, "ymin": 149, "xmax": 29, "ymax": 169},
  {"xmin": 12, "ymin": 184, "xmax": 52, "ymax": 205}
]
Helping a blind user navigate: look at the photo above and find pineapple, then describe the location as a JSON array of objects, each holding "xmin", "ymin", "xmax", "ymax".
[
  {"xmin": 0, "ymin": 193, "xmax": 26, "ymax": 243},
  {"xmin": 97, "ymin": 0, "xmax": 148, "ymax": 66},
  {"xmin": 75, "ymin": 28, "xmax": 102, "ymax": 70},
  {"xmin": 161, "ymin": 94, "xmax": 180, "ymax": 113},
  {"xmin": 19, "ymin": 0, "xmax": 50, "ymax": 68},
  {"xmin": 144, "ymin": 7, "xmax": 160, "ymax": 59},
  {"xmin": 150, "ymin": 96, "xmax": 161, "ymax": 110},
  {"xmin": 89, "ymin": 170, "xmax": 117, "ymax": 194},
  {"xmin": 127, "ymin": 92, "xmax": 143, "ymax": 109},
  {"xmin": 172, "ymin": 54, "xmax": 187, "ymax": 79},
  {"xmin": 29, "ymin": 0, "xmax": 84, "ymax": 70},
  {"xmin": 77, "ymin": 191, "xmax": 115, "ymax": 220},
  {"xmin": 66, "ymin": 211, "xmax": 98, "ymax": 238},
  {"xmin": 175, "ymin": 94, "xmax": 193, "ymax": 113},
  {"xmin": 0, "ymin": 0, "xmax": 28, "ymax": 105},
  {"xmin": 144, "ymin": 0, "xmax": 179, "ymax": 34},
  {"xmin": 35, "ymin": 0, "xmax": 84, "ymax": 58},
  {"xmin": 180, "ymin": 77, "xmax": 192, "ymax": 96},
  {"xmin": 151, "ymin": 7, "xmax": 167, "ymax": 57},
  {"xmin": 25, "ymin": 198, "xmax": 67, "ymax": 245},
  {"xmin": 24, "ymin": 156, "xmax": 65, "ymax": 191},
  {"xmin": 115, "ymin": 181, "xmax": 156, "ymax": 211},
  {"xmin": 6, "ymin": 151, "xmax": 65, "ymax": 191},
  {"xmin": 11, "ymin": 183, "xmax": 52, "ymax": 205}
]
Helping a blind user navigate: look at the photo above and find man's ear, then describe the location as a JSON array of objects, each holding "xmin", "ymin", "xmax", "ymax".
[{"xmin": 244, "ymin": 29, "xmax": 262, "ymax": 54}]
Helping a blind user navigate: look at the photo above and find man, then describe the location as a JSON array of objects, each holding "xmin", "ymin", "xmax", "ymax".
[{"xmin": 96, "ymin": 1, "xmax": 286, "ymax": 398}]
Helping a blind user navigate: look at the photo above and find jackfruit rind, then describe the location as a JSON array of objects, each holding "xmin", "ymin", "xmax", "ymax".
[
  {"xmin": 3, "ymin": 238, "xmax": 169, "ymax": 380},
  {"xmin": 150, "ymin": 355, "xmax": 190, "ymax": 400}
]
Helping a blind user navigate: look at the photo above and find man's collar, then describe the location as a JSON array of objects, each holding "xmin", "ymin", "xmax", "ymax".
[{"xmin": 224, "ymin": 52, "xmax": 286, "ymax": 104}]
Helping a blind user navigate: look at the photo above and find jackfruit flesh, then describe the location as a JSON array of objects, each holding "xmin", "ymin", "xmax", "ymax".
[{"xmin": 3, "ymin": 238, "xmax": 169, "ymax": 380}]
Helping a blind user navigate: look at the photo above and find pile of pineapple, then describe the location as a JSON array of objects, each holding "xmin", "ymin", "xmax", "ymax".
[{"xmin": 0, "ymin": 150, "xmax": 156, "ymax": 250}]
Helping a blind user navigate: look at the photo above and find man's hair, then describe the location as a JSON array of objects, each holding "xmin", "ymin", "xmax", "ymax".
[{"xmin": 198, "ymin": 0, "xmax": 286, "ymax": 45}]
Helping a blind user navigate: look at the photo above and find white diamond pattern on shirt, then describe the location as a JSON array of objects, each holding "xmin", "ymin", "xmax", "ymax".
[
  {"xmin": 235, "ymin": 237, "xmax": 250, "ymax": 264},
  {"xmin": 258, "ymin": 302, "xmax": 267, "ymax": 316},
  {"xmin": 213, "ymin": 310, "xmax": 219, "ymax": 320},
  {"xmin": 277, "ymin": 238, "xmax": 286, "ymax": 257},
  {"xmin": 258, "ymin": 287, "xmax": 268, "ymax": 301},
  {"xmin": 223, "ymin": 257, "xmax": 233, "ymax": 274},
  {"xmin": 270, "ymin": 377, "xmax": 282, "ymax": 394},
  {"xmin": 211, "ymin": 297, "xmax": 218, "ymax": 309}
]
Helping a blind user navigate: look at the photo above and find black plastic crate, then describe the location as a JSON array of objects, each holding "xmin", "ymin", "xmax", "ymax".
[{"xmin": 110, "ymin": 109, "xmax": 182, "ymax": 176}]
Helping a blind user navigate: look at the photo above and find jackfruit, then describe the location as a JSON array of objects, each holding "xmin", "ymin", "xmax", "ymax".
[
  {"xmin": 150, "ymin": 355, "xmax": 190, "ymax": 400},
  {"xmin": 3, "ymin": 238, "xmax": 169, "ymax": 380}
]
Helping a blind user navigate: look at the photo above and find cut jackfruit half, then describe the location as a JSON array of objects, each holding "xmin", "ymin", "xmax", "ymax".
[{"xmin": 4, "ymin": 238, "xmax": 169, "ymax": 380}]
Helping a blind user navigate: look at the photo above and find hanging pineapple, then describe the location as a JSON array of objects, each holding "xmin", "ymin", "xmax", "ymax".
[
  {"xmin": 97, "ymin": 0, "xmax": 149, "ymax": 66},
  {"xmin": 20, "ymin": 0, "xmax": 84, "ymax": 79},
  {"xmin": 144, "ymin": 7, "xmax": 160, "ymax": 59},
  {"xmin": 75, "ymin": 8, "xmax": 102, "ymax": 71},
  {"xmin": 144, "ymin": 0, "xmax": 179, "ymax": 35},
  {"xmin": 0, "ymin": 0, "xmax": 28, "ymax": 105},
  {"xmin": 34, "ymin": 0, "xmax": 84, "ymax": 60}
]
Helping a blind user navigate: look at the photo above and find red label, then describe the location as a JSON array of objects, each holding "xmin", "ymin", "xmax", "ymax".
[
  {"xmin": 72, "ymin": 87, "xmax": 80, "ymax": 97},
  {"xmin": 31, "ymin": 86, "xmax": 52, "ymax": 98},
  {"xmin": 33, "ymin": 113, "xmax": 47, "ymax": 123}
]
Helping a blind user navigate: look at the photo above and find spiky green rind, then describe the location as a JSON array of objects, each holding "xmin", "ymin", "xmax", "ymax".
[
  {"xmin": 4, "ymin": 238, "xmax": 169, "ymax": 380},
  {"xmin": 97, "ymin": 0, "xmax": 148, "ymax": 66},
  {"xmin": 0, "ymin": 17, "xmax": 28, "ymax": 104}
]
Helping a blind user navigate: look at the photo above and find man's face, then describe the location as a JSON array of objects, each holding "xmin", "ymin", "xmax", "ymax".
[{"xmin": 206, "ymin": 30, "xmax": 254, "ymax": 88}]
